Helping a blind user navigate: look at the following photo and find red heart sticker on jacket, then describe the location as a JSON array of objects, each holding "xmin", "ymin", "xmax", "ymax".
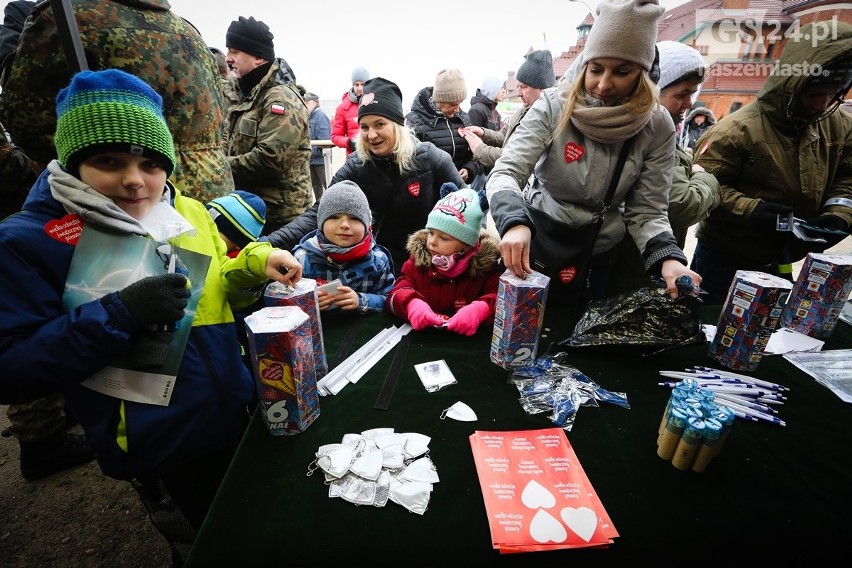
[
  {"xmin": 44, "ymin": 213, "xmax": 83, "ymax": 245},
  {"xmin": 407, "ymin": 182, "xmax": 420, "ymax": 197},
  {"xmin": 559, "ymin": 266, "xmax": 576, "ymax": 284},
  {"xmin": 564, "ymin": 142, "xmax": 585, "ymax": 163}
]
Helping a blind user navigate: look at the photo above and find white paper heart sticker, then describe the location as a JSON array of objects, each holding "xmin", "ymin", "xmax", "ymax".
[
  {"xmin": 529, "ymin": 509, "xmax": 568, "ymax": 543},
  {"xmin": 560, "ymin": 506, "xmax": 598, "ymax": 542},
  {"xmin": 521, "ymin": 479, "xmax": 557, "ymax": 509}
]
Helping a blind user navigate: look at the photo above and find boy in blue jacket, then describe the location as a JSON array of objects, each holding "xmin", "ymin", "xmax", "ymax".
[{"xmin": 0, "ymin": 69, "xmax": 302, "ymax": 565}]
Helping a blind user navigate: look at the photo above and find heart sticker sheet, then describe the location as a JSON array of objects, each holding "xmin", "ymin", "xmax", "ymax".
[{"xmin": 469, "ymin": 428, "xmax": 618, "ymax": 553}]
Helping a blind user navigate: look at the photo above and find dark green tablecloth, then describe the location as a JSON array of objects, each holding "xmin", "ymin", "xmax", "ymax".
[{"xmin": 186, "ymin": 307, "xmax": 852, "ymax": 564}]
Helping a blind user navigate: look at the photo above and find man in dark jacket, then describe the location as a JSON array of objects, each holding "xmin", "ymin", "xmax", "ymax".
[{"xmin": 691, "ymin": 21, "xmax": 852, "ymax": 303}]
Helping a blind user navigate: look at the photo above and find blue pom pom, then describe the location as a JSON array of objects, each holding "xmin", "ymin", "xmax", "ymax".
[{"xmin": 439, "ymin": 182, "xmax": 459, "ymax": 199}]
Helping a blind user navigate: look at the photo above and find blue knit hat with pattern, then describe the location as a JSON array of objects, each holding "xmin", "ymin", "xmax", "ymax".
[
  {"xmin": 208, "ymin": 190, "xmax": 267, "ymax": 249},
  {"xmin": 54, "ymin": 69, "xmax": 176, "ymax": 176},
  {"xmin": 426, "ymin": 185, "xmax": 483, "ymax": 246}
]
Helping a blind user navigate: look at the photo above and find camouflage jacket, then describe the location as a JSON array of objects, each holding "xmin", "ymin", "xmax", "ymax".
[
  {"xmin": 0, "ymin": 121, "xmax": 40, "ymax": 219},
  {"xmin": 0, "ymin": 0, "xmax": 233, "ymax": 203},
  {"xmin": 223, "ymin": 59, "xmax": 313, "ymax": 226}
]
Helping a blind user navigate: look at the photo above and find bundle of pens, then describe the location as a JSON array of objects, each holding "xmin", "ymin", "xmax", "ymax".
[
  {"xmin": 655, "ymin": 367, "xmax": 788, "ymax": 472},
  {"xmin": 659, "ymin": 366, "xmax": 787, "ymax": 426}
]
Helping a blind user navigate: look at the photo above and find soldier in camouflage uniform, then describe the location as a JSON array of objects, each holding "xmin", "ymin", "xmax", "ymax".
[
  {"xmin": 222, "ymin": 16, "xmax": 313, "ymax": 232},
  {"xmin": 0, "ymin": 0, "xmax": 234, "ymax": 203}
]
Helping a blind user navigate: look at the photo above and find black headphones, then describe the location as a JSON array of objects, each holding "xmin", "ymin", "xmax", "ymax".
[{"xmin": 649, "ymin": 45, "xmax": 661, "ymax": 84}]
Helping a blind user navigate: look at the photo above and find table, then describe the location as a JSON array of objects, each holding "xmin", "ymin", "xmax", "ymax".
[{"xmin": 186, "ymin": 306, "xmax": 852, "ymax": 564}]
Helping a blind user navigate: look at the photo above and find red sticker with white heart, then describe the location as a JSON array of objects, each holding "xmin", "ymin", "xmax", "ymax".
[
  {"xmin": 559, "ymin": 266, "xmax": 576, "ymax": 284},
  {"xmin": 44, "ymin": 213, "xmax": 83, "ymax": 245},
  {"xmin": 564, "ymin": 142, "xmax": 585, "ymax": 163}
]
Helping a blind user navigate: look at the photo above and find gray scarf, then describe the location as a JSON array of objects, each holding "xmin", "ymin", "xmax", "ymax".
[
  {"xmin": 48, "ymin": 160, "xmax": 149, "ymax": 236},
  {"xmin": 47, "ymin": 160, "xmax": 195, "ymax": 242}
]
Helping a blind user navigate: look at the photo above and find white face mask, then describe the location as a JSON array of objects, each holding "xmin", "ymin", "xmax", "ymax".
[
  {"xmin": 440, "ymin": 401, "xmax": 478, "ymax": 422},
  {"xmin": 388, "ymin": 479, "xmax": 433, "ymax": 515},
  {"xmin": 309, "ymin": 428, "xmax": 437, "ymax": 513}
]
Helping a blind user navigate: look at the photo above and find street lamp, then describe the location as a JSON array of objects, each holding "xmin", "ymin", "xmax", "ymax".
[{"xmin": 568, "ymin": 0, "xmax": 596, "ymax": 19}]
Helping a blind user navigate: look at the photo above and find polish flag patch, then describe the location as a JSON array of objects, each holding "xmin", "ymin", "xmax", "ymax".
[{"xmin": 271, "ymin": 104, "xmax": 286, "ymax": 115}]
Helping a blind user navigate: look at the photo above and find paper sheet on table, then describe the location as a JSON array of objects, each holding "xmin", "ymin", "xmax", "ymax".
[
  {"xmin": 470, "ymin": 428, "xmax": 617, "ymax": 553},
  {"xmin": 702, "ymin": 324, "xmax": 824, "ymax": 354}
]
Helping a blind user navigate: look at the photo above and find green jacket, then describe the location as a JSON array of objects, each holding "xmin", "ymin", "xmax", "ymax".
[
  {"xmin": 0, "ymin": 0, "xmax": 233, "ymax": 203},
  {"xmin": 694, "ymin": 21, "xmax": 852, "ymax": 265},
  {"xmin": 223, "ymin": 59, "xmax": 313, "ymax": 226}
]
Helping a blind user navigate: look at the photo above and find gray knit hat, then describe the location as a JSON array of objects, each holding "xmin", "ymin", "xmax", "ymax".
[
  {"xmin": 582, "ymin": 0, "xmax": 664, "ymax": 71},
  {"xmin": 351, "ymin": 66, "xmax": 370, "ymax": 84},
  {"xmin": 657, "ymin": 41, "xmax": 705, "ymax": 90},
  {"xmin": 318, "ymin": 180, "xmax": 372, "ymax": 229},
  {"xmin": 516, "ymin": 49, "xmax": 556, "ymax": 89},
  {"xmin": 433, "ymin": 68, "xmax": 467, "ymax": 103}
]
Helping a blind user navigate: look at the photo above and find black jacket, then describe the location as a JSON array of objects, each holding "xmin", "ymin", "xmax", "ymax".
[
  {"xmin": 264, "ymin": 141, "xmax": 465, "ymax": 271},
  {"xmin": 405, "ymin": 86, "xmax": 478, "ymax": 178}
]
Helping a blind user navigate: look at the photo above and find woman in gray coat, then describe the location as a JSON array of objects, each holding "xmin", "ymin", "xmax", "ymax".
[{"xmin": 487, "ymin": 0, "xmax": 700, "ymax": 306}]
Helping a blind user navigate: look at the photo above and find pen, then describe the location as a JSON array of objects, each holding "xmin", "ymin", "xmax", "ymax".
[
  {"xmin": 719, "ymin": 400, "xmax": 786, "ymax": 426},
  {"xmin": 691, "ymin": 366, "xmax": 789, "ymax": 391},
  {"xmin": 685, "ymin": 371, "xmax": 786, "ymax": 391},
  {"xmin": 712, "ymin": 392, "xmax": 778, "ymax": 415}
]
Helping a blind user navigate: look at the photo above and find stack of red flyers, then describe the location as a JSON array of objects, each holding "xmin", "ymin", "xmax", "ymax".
[{"xmin": 469, "ymin": 428, "xmax": 618, "ymax": 553}]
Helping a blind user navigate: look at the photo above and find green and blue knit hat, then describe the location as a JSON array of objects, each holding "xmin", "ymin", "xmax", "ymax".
[
  {"xmin": 54, "ymin": 69, "xmax": 176, "ymax": 176},
  {"xmin": 208, "ymin": 190, "xmax": 267, "ymax": 249}
]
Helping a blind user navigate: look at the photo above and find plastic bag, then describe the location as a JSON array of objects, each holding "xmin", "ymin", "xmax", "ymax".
[{"xmin": 559, "ymin": 278, "xmax": 704, "ymax": 356}]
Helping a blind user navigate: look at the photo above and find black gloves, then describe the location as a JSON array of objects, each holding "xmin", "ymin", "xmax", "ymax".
[
  {"xmin": 347, "ymin": 138, "xmax": 357, "ymax": 152},
  {"xmin": 751, "ymin": 201, "xmax": 793, "ymax": 231},
  {"xmin": 117, "ymin": 273, "xmax": 189, "ymax": 327},
  {"xmin": 802, "ymin": 215, "xmax": 848, "ymax": 232}
]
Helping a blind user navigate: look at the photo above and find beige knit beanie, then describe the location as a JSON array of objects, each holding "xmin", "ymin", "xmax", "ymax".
[
  {"xmin": 433, "ymin": 68, "xmax": 467, "ymax": 103},
  {"xmin": 582, "ymin": 0, "xmax": 664, "ymax": 71}
]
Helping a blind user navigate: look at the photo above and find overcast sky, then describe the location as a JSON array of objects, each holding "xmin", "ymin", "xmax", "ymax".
[{"xmin": 173, "ymin": 0, "xmax": 688, "ymax": 110}]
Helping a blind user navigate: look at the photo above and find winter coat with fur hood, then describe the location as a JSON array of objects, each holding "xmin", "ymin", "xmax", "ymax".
[{"xmin": 386, "ymin": 228, "xmax": 502, "ymax": 321}]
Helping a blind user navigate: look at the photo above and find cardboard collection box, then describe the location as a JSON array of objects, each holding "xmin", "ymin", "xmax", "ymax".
[
  {"xmin": 244, "ymin": 306, "xmax": 320, "ymax": 435},
  {"xmin": 710, "ymin": 271, "xmax": 792, "ymax": 371},
  {"xmin": 490, "ymin": 270, "xmax": 550, "ymax": 369},
  {"xmin": 264, "ymin": 279, "xmax": 328, "ymax": 379},
  {"xmin": 780, "ymin": 253, "xmax": 852, "ymax": 339}
]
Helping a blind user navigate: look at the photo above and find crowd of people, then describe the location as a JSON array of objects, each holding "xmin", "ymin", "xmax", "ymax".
[{"xmin": 1, "ymin": 0, "xmax": 850, "ymax": 565}]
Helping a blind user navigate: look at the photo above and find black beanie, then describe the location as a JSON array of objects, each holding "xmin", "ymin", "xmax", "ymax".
[
  {"xmin": 358, "ymin": 77, "xmax": 405, "ymax": 125},
  {"xmin": 226, "ymin": 16, "xmax": 275, "ymax": 61}
]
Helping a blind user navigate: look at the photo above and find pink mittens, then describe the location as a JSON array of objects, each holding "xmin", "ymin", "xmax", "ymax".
[
  {"xmin": 406, "ymin": 298, "xmax": 444, "ymax": 331},
  {"xmin": 446, "ymin": 301, "xmax": 491, "ymax": 336}
]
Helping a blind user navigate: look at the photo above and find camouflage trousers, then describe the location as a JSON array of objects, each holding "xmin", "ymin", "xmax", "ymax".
[{"xmin": 6, "ymin": 392, "xmax": 67, "ymax": 442}]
